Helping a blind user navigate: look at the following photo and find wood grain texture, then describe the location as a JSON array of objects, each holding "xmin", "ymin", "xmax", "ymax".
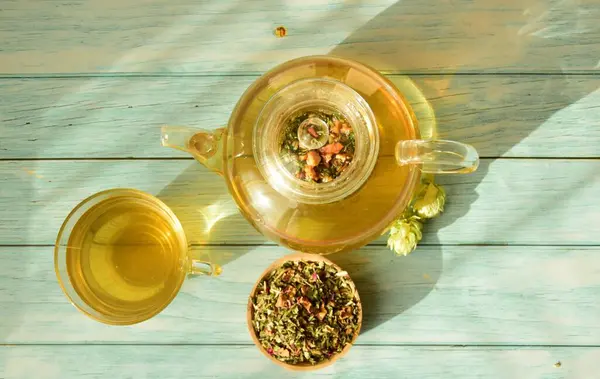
[
  {"xmin": 1, "ymin": 0, "xmax": 600, "ymax": 74},
  {"xmin": 2, "ymin": 245, "xmax": 600, "ymax": 345},
  {"xmin": 0, "ymin": 345, "xmax": 595, "ymax": 379},
  {"xmin": 1, "ymin": 159, "xmax": 598, "ymax": 245},
  {"xmin": 1, "ymin": 75, "xmax": 599, "ymax": 159},
  {"xmin": 1, "ymin": 0, "xmax": 599, "ymax": 375}
]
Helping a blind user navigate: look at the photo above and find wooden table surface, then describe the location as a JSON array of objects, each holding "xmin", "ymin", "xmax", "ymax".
[{"xmin": 1, "ymin": 0, "xmax": 600, "ymax": 377}]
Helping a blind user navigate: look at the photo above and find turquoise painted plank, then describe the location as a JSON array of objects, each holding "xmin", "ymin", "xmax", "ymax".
[
  {"xmin": 2, "ymin": 245, "xmax": 600, "ymax": 345},
  {"xmin": 0, "ymin": 345, "xmax": 593, "ymax": 379},
  {"xmin": 1, "ymin": 0, "xmax": 600, "ymax": 74},
  {"xmin": 1, "ymin": 75, "xmax": 599, "ymax": 158},
  {"xmin": 0, "ymin": 159, "xmax": 598, "ymax": 245}
]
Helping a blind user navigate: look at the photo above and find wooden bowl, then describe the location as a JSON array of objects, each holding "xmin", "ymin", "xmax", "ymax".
[{"xmin": 246, "ymin": 252, "xmax": 363, "ymax": 371}]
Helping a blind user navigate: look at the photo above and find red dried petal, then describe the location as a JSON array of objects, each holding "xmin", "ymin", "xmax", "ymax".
[{"xmin": 320, "ymin": 142, "xmax": 343, "ymax": 155}]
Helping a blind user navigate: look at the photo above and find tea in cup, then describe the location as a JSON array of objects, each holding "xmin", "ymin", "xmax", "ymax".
[{"xmin": 55, "ymin": 188, "xmax": 220, "ymax": 325}]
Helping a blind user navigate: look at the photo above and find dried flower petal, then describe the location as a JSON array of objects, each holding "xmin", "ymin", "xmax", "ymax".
[
  {"xmin": 339, "ymin": 306, "xmax": 353, "ymax": 319},
  {"xmin": 298, "ymin": 297, "xmax": 312, "ymax": 312},
  {"xmin": 320, "ymin": 142, "xmax": 344, "ymax": 155},
  {"xmin": 316, "ymin": 304, "xmax": 327, "ymax": 321},
  {"xmin": 276, "ymin": 294, "xmax": 287, "ymax": 308},
  {"xmin": 331, "ymin": 120, "xmax": 341, "ymax": 135},
  {"xmin": 306, "ymin": 150, "xmax": 321, "ymax": 167}
]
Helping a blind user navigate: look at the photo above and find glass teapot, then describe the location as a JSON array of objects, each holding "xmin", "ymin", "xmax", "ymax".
[{"xmin": 161, "ymin": 56, "xmax": 478, "ymax": 255}]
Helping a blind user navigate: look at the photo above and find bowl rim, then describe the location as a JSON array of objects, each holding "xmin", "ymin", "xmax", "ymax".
[{"xmin": 246, "ymin": 252, "xmax": 363, "ymax": 371}]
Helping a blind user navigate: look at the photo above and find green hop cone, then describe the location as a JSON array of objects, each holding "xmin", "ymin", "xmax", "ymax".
[
  {"xmin": 413, "ymin": 182, "xmax": 446, "ymax": 219},
  {"xmin": 387, "ymin": 212, "xmax": 423, "ymax": 256}
]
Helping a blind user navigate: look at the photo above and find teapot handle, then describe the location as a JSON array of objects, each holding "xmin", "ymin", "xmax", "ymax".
[
  {"xmin": 161, "ymin": 126, "xmax": 226, "ymax": 174},
  {"xmin": 395, "ymin": 140, "xmax": 479, "ymax": 174}
]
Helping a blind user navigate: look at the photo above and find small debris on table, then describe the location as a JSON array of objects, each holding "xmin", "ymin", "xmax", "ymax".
[{"xmin": 274, "ymin": 26, "xmax": 287, "ymax": 38}]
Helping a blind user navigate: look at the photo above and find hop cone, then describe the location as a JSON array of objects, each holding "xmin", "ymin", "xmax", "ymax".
[
  {"xmin": 387, "ymin": 212, "xmax": 423, "ymax": 256},
  {"xmin": 413, "ymin": 182, "xmax": 446, "ymax": 219}
]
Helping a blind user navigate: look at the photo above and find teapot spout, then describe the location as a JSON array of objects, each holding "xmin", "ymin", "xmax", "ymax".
[
  {"xmin": 161, "ymin": 126, "xmax": 226, "ymax": 174},
  {"xmin": 161, "ymin": 126, "xmax": 196, "ymax": 154}
]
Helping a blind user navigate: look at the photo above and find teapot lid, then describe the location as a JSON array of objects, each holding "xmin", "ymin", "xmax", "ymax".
[{"xmin": 253, "ymin": 78, "xmax": 379, "ymax": 204}]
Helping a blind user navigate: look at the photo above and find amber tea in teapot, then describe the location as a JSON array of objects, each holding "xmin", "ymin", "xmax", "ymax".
[{"xmin": 162, "ymin": 56, "xmax": 478, "ymax": 255}]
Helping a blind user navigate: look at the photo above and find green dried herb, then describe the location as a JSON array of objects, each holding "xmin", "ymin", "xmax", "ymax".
[{"xmin": 251, "ymin": 260, "xmax": 360, "ymax": 365}]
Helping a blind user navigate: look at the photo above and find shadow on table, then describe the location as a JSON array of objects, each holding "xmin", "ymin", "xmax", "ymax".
[
  {"xmin": 329, "ymin": 245, "xmax": 442, "ymax": 334},
  {"xmin": 322, "ymin": 0, "xmax": 600, "ymax": 333},
  {"xmin": 156, "ymin": 162, "xmax": 264, "ymax": 270},
  {"xmin": 159, "ymin": 0, "xmax": 599, "ymax": 335},
  {"xmin": 329, "ymin": 0, "xmax": 600, "ymax": 74},
  {"xmin": 6, "ymin": 0, "xmax": 597, "ymax": 350}
]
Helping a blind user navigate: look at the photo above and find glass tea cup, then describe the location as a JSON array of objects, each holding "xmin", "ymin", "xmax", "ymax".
[{"xmin": 55, "ymin": 188, "xmax": 221, "ymax": 325}]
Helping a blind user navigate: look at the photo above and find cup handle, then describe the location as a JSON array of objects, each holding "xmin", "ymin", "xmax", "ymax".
[
  {"xmin": 395, "ymin": 139, "xmax": 479, "ymax": 174},
  {"xmin": 188, "ymin": 259, "xmax": 223, "ymax": 277}
]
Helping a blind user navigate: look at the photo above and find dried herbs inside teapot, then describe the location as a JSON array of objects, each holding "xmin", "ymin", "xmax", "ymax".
[
  {"xmin": 279, "ymin": 110, "xmax": 356, "ymax": 183},
  {"xmin": 250, "ymin": 260, "xmax": 360, "ymax": 365}
]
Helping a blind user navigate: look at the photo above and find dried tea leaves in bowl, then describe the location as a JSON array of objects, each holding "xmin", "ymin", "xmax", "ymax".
[{"xmin": 250, "ymin": 259, "xmax": 360, "ymax": 365}]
